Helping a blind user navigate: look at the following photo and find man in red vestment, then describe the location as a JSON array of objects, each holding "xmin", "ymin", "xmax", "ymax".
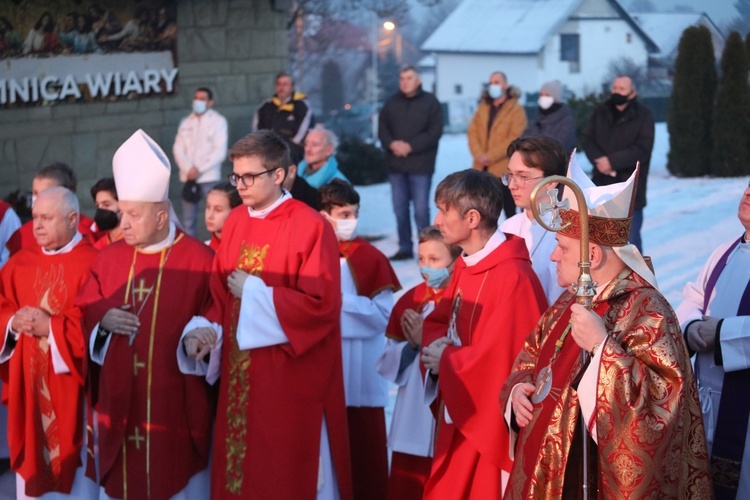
[
  {"xmin": 76, "ymin": 130, "xmax": 215, "ymax": 500},
  {"xmin": 319, "ymin": 179, "xmax": 400, "ymax": 500},
  {"xmin": 420, "ymin": 169, "xmax": 547, "ymax": 499},
  {"xmin": 182, "ymin": 130, "xmax": 353, "ymax": 499},
  {"xmin": 6, "ymin": 163, "xmax": 94, "ymax": 257},
  {"xmin": 0, "ymin": 187, "xmax": 98, "ymax": 497}
]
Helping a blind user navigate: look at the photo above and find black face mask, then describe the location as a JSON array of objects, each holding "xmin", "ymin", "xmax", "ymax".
[
  {"xmin": 94, "ymin": 208, "xmax": 119, "ymax": 231},
  {"xmin": 609, "ymin": 93, "xmax": 631, "ymax": 106}
]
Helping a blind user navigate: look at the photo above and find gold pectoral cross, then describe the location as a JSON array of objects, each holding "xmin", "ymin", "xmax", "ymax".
[
  {"xmin": 133, "ymin": 279, "xmax": 153, "ymax": 302},
  {"xmin": 128, "ymin": 427, "xmax": 145, "ymax": 450},
  {"xmin": 133, "ymin": 354, "xmax": 146, "ymax": 376}
]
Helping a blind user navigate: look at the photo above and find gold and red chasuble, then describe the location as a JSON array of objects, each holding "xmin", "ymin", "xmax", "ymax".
[
  {"xmin": 0, "ymin": 239, "xmax": 97, "ymax": 496},
  {"xmin": 206, "ymin": 199, "xmax": 353, "ymax": 499},
  {"xmin": 76, "ymin": 232, "xmax": 215, "ymax": 500},
  {"xmin": 501, "ymin": 271, "xmax": 712, "ymax": 499}
]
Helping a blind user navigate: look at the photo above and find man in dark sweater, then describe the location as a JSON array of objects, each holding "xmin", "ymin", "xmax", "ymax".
[
  {"xmin": 582, "ymin": 75, "xmax": 654, "ymax": 252},
  {"xmin": 379, "ymin": 66, "xmax": 444, "ymax": 260}
]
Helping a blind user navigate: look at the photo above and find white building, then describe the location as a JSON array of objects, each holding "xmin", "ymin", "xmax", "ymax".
[{"xmin": 421, "ymin": 0, "xmax": 658, "ymax": 126}]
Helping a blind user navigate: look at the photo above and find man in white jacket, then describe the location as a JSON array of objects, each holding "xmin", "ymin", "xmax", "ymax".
[{"xmin": 173, "ymin": 87, "xmax": 228, "ymax": 236}]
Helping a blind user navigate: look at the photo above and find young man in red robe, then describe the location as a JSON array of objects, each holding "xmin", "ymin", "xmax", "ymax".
[
  {"xmin": 0, "ymin": 187, "xmax": 98, "ymax": 497},
  {"xmin": 76, "ymin": 130, "xmax": 215, "ymax": 500},
  {"xmin": 181, "ymin": 130, "xmax": 353, "ymax": 499},
  {"xmin": 420, "ymin": 169, "xmax": 547, "ymax": 498},
  {"xmin": 319, "ymin": 179, "xmax": 400, "ymax": 500},
  {"xmin": 6, "ymin": 163, "xmax": 94, "ymax": 256}
]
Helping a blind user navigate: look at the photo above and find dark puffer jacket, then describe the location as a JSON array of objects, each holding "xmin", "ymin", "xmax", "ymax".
[{"xmin": 522, "ymin": 103, "xmax": 576, "ymax": 156}]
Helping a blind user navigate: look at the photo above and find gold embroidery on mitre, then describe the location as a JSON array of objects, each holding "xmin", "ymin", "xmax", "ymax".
[
  {"xmin": 558, "ymin": 209, "xmax": 631, "ymax": 247},
  {"xmin": 225, "ymin": 242, "xmax": 269, "ymax": 493}
]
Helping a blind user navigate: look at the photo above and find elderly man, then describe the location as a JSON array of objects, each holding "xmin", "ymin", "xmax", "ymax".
[
  {"xmin": 581, "ymin": 75, "xmax": 654, "ymax": 252},
  {"xmin": 76, "ymin": 130, "xmax": 215, "ymax": 499},
  {"xmin": 500, "ymin": 158, "xmax": 711, "ymax": 498},
  {"xmin": 0, "ymin": 186, "xmax": 98, "ymax": 497},
  {"xmin": 253, "ymin": 72, "xmax": 314, "ymax": 163},
  {"xmin": 379, "ymin": 66, "xmax": 444, "ymax": 261},
  {"xmin": 173, "ymin": 86, "xmax": 228, "ymax": 237},
  {"xmin": 468, "ymin": 71, "xmax": 527, "ymax": 220},
  {"xmin": 521, "ymin": 80, "xmax": 576, "ymax": 155},
  {"xmin": 6, "ymin": 163, "xmax": 94, "ymax": 257},
  {"xmin": 676, "ymin": 181, "xmax": 750, "ymax": 498},
  {"xmin": 297, "ymin": 125, "xmax": 349, "ymax": 189}
]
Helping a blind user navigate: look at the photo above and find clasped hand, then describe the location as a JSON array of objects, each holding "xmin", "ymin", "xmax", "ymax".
[
  {"xmin": 422, "ymin": 337, "xmax": 453, "ymax": 374},
  {"xmin": 11, "ymin": 306, "xmax": 50, "ymax": 337},
  {"xmin": 183, "ymin": 327, "xmax": 217, "ymax": 361}
]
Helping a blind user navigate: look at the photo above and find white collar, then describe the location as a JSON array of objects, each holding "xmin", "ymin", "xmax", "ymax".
[
  {"xmin": 247, "ymin": 190, "xmax": 292, "ymax": 219},
  {"xmin": 41, "ymin": 232, "xmax": 82, "ymax": 256},
  {"xmin": 462, "ymin": 229, "xmax": 507, "ymax": 267},
  {"xmin": 139, "ymin": 222, "xmax": 176, "ymax": 253}
]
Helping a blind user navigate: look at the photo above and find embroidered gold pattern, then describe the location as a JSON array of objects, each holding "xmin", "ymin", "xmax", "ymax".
[
  {"xmin": 225, "ymin": 242, "xmax": 269, "ymax": 494},
  {"xmin": 558, "ymin": 209, "xmax": 632, "ymax": 247}
]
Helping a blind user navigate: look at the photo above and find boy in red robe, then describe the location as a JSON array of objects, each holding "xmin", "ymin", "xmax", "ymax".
[
  {"xmin": 319, "ymin": 179, "xmax": 400, "ymax": 500},
  {"xmin": 6, "ymin": 163, "xmax": 94, "ymax": 256},
  {"xmin": 0, "ymin": 187, "xmax": 98, "ymax": 497},
  {"xmin": 76, "ymin": 130, "xmax": 215, "ymax": 500},
  {"xmin": 181, "ymin": 130, "xmax": 353, "ymax": 499},
  {"xmin": 420, "ymin": 169, "xmax": 547, "ymax": 498}
]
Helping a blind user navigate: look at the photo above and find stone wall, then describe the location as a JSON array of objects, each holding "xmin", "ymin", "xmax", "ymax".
[{"xmin": 0, "ymin": 0, "xmax": 288, "ymax": 214}]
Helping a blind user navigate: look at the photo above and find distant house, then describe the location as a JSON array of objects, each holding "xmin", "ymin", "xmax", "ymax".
[
  {"xmin": 631, "ymin": 12, "xmax": 725, "ymax": 79},
  {"xmin": 421, "ymin": 0, "xmax": 658, "ymax": 126}
]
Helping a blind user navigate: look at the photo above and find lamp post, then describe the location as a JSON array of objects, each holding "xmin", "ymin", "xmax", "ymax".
[{"xmin": 370, "ymin": 16, "xmax": 396, "ymax": 141}]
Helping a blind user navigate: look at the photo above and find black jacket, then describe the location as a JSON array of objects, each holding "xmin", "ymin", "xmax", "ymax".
[
  {"xmin": 522, "ymin": 103, "xmax": 576, "ymax": 157},
  {"xmin": 378, "ymin": 87, "xmax": 444, "ymax": 175},
  {"xmin": 582, "ymin": 100, "xmax": 654, "ymax": 210},
  {"xmin": 253, "ymin": 93, "xmax": 314, "ymax": 163}
]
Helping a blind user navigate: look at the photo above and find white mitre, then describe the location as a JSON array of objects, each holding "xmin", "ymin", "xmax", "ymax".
[
  {"xmin": 556, "ymin": 154, "xmax": 658, "ymax": 289},
  {"xmin": 113, "ymin": 129, "xmax": 170, "ymax": 202}
]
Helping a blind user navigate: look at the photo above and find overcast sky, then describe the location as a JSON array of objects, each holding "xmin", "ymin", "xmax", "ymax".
[{"xmin": 641, "ymin": 0, "xmax": 737, "ymax": 28}]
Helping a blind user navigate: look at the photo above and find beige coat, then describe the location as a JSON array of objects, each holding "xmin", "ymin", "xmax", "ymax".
[{"xmin": 467, "ymin": 96, "xmax": 527, "ymax": 177}]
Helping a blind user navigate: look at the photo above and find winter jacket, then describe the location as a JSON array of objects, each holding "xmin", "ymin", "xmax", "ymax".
[
  {"xmin": 582, "ymin": 99, "xmax": 654, "ymax": 210},
  {"xmin": 173, "ymin": 108, "xmax": 228, "ymax": 184},
  {"xmin": 378, "ymin": 87, "xmax": 444, "ymax": 175},
  {"xmin": 253, "ymin": 92, "xmax": 314, "ymax": 162},
  {"xmin": 467, "ymin": 95, "xmax": 527, "ymax": 177},
  {"xmin": 522, "ymin": 103, "xmax": 576, "ymax": 156}
]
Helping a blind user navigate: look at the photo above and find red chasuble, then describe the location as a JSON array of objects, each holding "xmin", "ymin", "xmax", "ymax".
[
  {"xmin": 0, "ymin": 239, "xmax": 97, "ymax": 496},
  {"xmin": 7, "ymin": 215, "xmax": 95, "ymax": 257},
  {"xmin": 421, "ymin": 234, "xmax": 547, "ymax": 500},
  {"xmin": 207, "ymin": 199, "xmax": 353, "ymax": 499},
  {"xmin": 207, "ymin": 233, "xmax": 221, "ymax": 252},
  {"xmin": 386, "ymin": 282, "xmax": 446, "ymax": 342},
  {"xmin": 75, "ymin": 232, "xmax": 215, "ymax": 500}
]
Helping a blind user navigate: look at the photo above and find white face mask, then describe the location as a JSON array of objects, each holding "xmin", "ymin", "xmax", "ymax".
[
  {"xmin": 192, "ymin": 99, "xmax": 207, "ymax": 115},
  {"xmin": 538, "ymin": 95, "xmax": 555, "ymax": 110},
  {"xmin": 488, "ymin": 84, "xmax": 503, "ymax": 99},
  {"xmin": 335, "ymin": 218, "xmax": 358, "ymax": 241}
]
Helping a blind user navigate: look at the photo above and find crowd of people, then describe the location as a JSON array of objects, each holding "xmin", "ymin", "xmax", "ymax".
[
  {"xmin": 0, "ymin": 64, "xmax": 744, "ymax": 500},
  {"xmin": 0, "ymin": 5, "xmax": 176, "ymax": 58}
]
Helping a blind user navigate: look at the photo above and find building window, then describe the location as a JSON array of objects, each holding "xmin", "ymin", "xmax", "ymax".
[
  {"xmin": 560, "ymin": 34, "xmax": 580, "ymax": 62},
  {"xmin": 626, "ymin": 33, "xmax": 632, "ymax": 43},
  {"xmin": 454, "ymin": 84, "xmax": 462, "ymax": 95}
]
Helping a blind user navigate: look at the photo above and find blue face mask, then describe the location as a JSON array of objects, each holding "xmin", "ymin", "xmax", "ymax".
[{"xmin": 419, "ymin": 266, "xmax": 451, "ymax": 289}]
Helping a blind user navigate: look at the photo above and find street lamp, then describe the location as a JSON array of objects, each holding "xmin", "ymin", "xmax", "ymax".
[{"xmin": 371, "ymin": 17, "xmax": 396, "ymax": 141}]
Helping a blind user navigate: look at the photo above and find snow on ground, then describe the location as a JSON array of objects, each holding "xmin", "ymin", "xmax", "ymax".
[{"xmin": 360, "ymin": 123, "xmax": 749, "ymax": 307}]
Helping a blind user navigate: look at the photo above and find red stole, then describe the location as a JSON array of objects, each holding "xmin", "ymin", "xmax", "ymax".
[
  {"xmin": 208, "ymin": 233, "xmax": 221, "ymax": 252},
  {"xmin": 7, "ymin": 215, "xmax": 95, "ymax": 257},
  {"xmin": 386, "ymin": 283, "xmax": 445, "ymax": 341},
  {"xmin": 339, "ymin": 238, "xmax": 401, "ymax": 298},
  {"xmin": 0, "ymin": 239, "xmax": 97, "ymax": 496},
  {"xmin": 517, "ymin": 300, "xmax": 611, "ymax": 498}
]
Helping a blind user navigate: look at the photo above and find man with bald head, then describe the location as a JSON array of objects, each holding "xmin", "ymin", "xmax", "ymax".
[
  {"xmin": 582, "ymin": 75, "xmax": 654, "ymax": 252},
  {"xmin": 0, "ymin": 186, "xmax": 98, "ymax": 497},
  {"xmin": 76, "ymin": 129, "xmax": 215, "ymax": 499}
]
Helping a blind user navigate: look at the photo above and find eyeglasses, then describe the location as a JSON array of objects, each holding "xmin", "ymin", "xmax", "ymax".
[
  {"xmin": 228, "ymin": 168, "xmax": 278, "ymax": 188},
  {"xmin": 501, "ymin": 172, "xmax": 544, "ymax": 187}
]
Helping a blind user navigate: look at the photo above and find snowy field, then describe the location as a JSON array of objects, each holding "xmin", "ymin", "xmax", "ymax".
[{"xmin": 360, "ymin": 123, "xmax": 749, "ymax": 308}]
